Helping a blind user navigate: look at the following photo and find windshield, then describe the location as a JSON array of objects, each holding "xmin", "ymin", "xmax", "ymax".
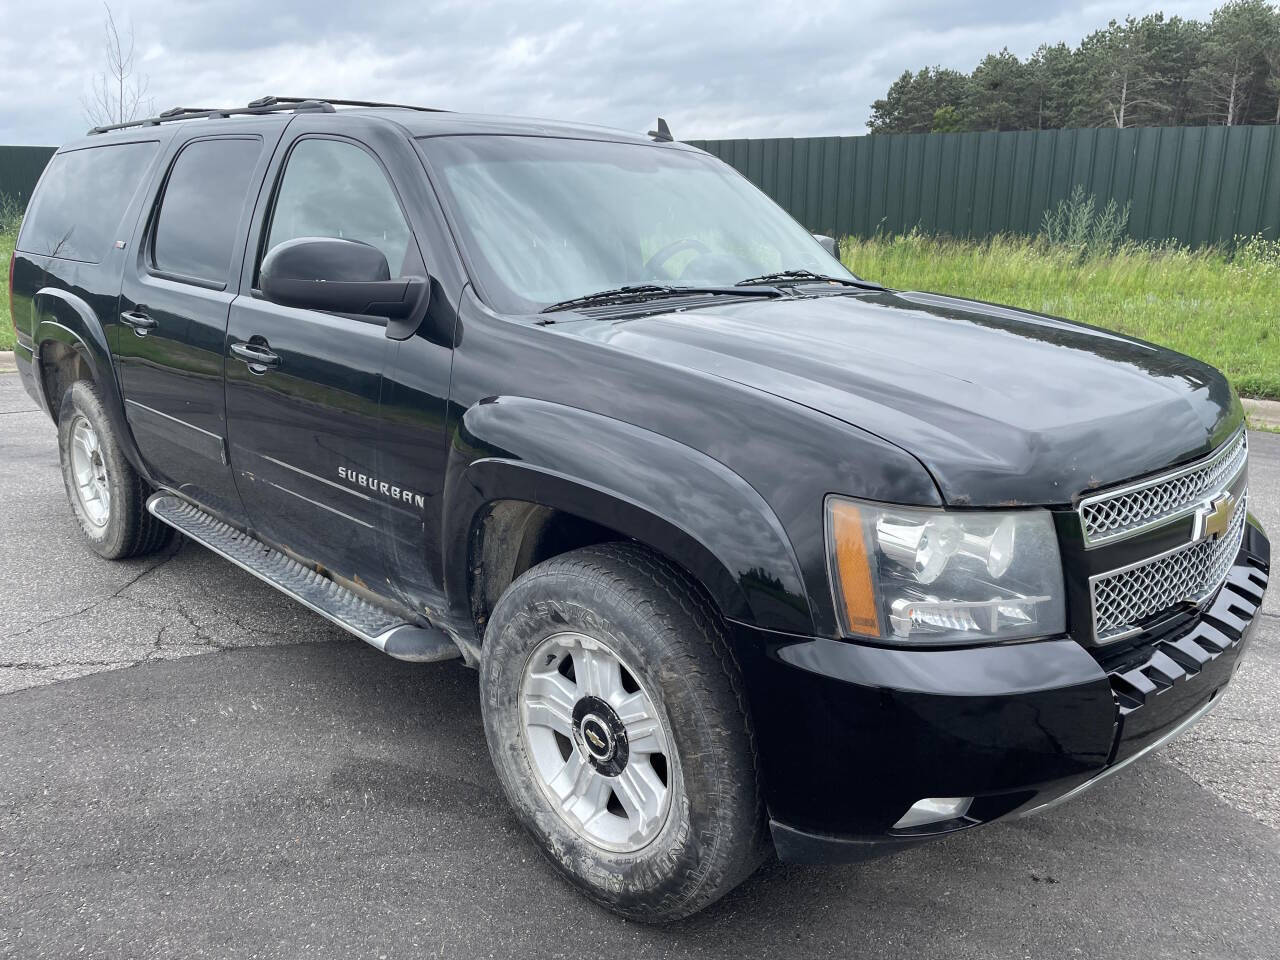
[{"xmin": 419, "ymin": 135, "xmax": 856, "ymax": 314}]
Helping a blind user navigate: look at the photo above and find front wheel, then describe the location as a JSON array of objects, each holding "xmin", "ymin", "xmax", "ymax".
[{"xmin": 480, "ymin": 543, "xmax": 768, "ymax": 922}]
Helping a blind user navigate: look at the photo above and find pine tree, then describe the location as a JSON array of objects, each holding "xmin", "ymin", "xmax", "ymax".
[
  {"xmin": 868, "ymin": 68, "xmax": 971, "ymax": 133},
  {"xmin": 1079, "ymin": 17, "xmax": 1173, "ymax": 128},
  {"xmin": 1267, "ymin": 43, "xmax": 1280, "ymax": 124},
  {"xmin": 965, "ymin": 50, "xmax": 1033, "ymax": 131},
  {"xmin": 1027, "ymin": 43, "xmax": 1084, "ymax": 129},
  {"xmin": 1142, "ymin": 15, "xmax": 1205, "ymax": 126},
  {"xmin": 1192, "ymin": 0, "xmax": 1276, "ymax": 125}
]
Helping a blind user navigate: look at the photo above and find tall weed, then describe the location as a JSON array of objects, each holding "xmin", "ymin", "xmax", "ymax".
[
  {"xmin": 1040, "ymin": 186, "xmax": 1131, "ymax": 259},
  {"xmin": 0, "ymin": 194, "xmax": 22, "ymax": 238}
]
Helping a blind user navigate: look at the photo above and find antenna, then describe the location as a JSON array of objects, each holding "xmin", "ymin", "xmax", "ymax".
[{"xmin": 647, "ymin": 117, "xmax": 674, "ymax": 142}]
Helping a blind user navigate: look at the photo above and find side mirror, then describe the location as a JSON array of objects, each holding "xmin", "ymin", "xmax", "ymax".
[
  {"xmin": 813, "ymin": 234, "xmax": 840, "ymax": 260},
  {"xmin": 260, "ymin": 237, "xmax": 429, "ymax": 324}
]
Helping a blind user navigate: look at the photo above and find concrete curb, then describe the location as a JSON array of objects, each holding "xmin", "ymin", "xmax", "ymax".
[
  {"xmin": 1244, "ymin": 397, "xmax": 1280, "ymax": 430},
  {"xmin": 0, "ymin": 350, "xmax": 15, "ymax": 374}
]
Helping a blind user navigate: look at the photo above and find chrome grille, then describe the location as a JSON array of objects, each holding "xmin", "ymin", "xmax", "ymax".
[
  {"xmin": 1090, "ymin": 491, "xmax": 1248, "ymax": 643},
  {"xmin": 1079, "ymin": 431, "xmax": 1248, "ymax": 547}
]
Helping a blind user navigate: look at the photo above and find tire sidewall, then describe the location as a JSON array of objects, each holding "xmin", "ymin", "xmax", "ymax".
[
  {"xmin": 57, "ymin": 381, "xmax": 135, "ymax": 557},
  {"xmin": 480, "ymin": 558, "xmax": 754, "ymax": 919}
]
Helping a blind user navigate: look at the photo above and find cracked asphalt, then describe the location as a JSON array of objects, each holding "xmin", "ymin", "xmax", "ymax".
[
  {"xmin": 0, "ymin": 377, "xmax": 345, "ymax": 695},
  {"xmin": 1, "ymin": 371, "xmax": 1278, "ymax": 959}
]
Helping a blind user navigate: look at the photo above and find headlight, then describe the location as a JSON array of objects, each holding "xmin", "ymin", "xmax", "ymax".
[{"xmin": 825, "ymin": 496, "xmax": 1065, "ymax": 645}]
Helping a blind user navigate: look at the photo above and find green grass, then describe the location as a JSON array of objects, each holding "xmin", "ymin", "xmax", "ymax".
[
  {"xmin": 0, "ymin": 228, "xmax": 15, "ymax": 351},
  {"xmin": 842, "ymin": 233, "xmax": 1280, "ymax": 400}
]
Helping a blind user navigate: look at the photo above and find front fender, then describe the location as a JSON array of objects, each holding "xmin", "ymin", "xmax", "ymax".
[{"xmin": 443, "ymin": 396, "xmax": 812, "ymax": 634}]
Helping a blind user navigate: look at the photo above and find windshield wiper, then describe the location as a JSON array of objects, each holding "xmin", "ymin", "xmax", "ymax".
[
  {"xmin": 735, "ymin": 269, "xmax": 884, "ymax": 291},
  {"xmin": 540, "ymin": 283, "xmax": 782, "ymax": 314}
]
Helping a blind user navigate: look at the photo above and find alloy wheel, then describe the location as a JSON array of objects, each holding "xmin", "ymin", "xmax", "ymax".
[
  {"xmin": 69, "ymin": 415, "xmax": 111, "ymax": 528},
  {"xmin": 520, "ymin": 632, "xmax": 674, "ymax": 852}
]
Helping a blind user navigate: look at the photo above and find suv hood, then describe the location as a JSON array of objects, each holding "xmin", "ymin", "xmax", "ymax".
[{"xmin": 565, "ymin": 290, "xmax": 1242, "ymax": 507}]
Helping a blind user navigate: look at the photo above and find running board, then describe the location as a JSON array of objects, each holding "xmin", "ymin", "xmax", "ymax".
[{"xmin": 147, "ymin": 493, "xmax": 461, "ymax": 663}]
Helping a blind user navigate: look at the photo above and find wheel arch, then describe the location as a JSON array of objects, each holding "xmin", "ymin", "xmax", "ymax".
[
  {"xmin": 31, "ymin": 288, "xmax": 114, "ymax": 414},
  {"xmin": 31, "ymin": 288, "xmax": 149, "ymax": 479},
  {"xmin": 443, "ymin": 397, "xmax": 813, "ymax": 639}
]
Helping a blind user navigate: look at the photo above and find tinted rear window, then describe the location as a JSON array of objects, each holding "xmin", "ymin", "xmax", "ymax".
[
  {"xmin": 152, "ymin": 138, "xmax": 262, "ymax": 286},
  {"xmin": 17, "ymin": 141, "xmax": 159, "ymax": 263}
]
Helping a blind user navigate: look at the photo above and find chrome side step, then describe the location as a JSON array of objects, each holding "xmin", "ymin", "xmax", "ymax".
[{"xmin": 147, "ymin": 493, "xmax": 460, "ymax": 663}]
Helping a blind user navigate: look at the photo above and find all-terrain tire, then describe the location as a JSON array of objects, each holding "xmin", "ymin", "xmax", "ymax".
[
  {"xmin": 479, "ymin": 542, "xmax": 769, "ymax": 922},
  {"xmin": 56, "ymin": 380, "xmax": 173, "ymax": 559}
]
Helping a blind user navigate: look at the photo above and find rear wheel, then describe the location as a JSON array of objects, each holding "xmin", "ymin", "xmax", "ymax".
[
  {"xmin": 56, "ymin": 380, "xmax": 173, "ymax": 559},
  {"xmin": 480, "ymin": 543, "xmax": 768, "ymax": 922}
]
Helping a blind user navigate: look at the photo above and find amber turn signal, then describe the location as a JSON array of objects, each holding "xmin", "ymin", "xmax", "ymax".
[{"xmin": 827, "ymin": 499, "xmax": 881, "ymax": 638}]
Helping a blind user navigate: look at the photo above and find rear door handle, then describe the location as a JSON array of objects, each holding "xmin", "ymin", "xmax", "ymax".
[
  {"xmin": 120, "ymin": 310, "xmax": 157, "ymax": 334},
  {"xmin": 229, "ymin": 340, "xmax": 281, "ymax": 373}
]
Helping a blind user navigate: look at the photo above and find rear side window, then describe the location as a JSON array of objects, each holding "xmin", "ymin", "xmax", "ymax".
[
  {"xmin": 152, "ymin": 138, "xmax": 262, "ymax": 286},
  {"xmin": 17, "ymin": 141, "xmax": 158, "ymax": 263}
]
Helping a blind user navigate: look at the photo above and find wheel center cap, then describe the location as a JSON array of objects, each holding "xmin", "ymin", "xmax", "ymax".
[
  {"xmin": 580, "ymin": 715, "xmax": 613, "ymax": 761},
  {"xmin": 572, "ymin": 696, "xmax": 629, "ymax": 776}
]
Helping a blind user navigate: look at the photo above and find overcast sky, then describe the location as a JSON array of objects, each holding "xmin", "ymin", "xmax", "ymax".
[{"xmin": 0, "ymin": 0, "xmax": 1225, "ymax": 146}]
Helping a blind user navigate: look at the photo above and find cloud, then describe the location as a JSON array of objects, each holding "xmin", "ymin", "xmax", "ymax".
[{"xmin": 0, "ymin": 0, "xmax": 1224, "ymax": 146}]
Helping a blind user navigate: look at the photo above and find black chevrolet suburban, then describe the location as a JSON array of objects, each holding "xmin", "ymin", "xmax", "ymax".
[{"xmin": 9, "ymin": 97, "xmax": 1270, "ymax": 921}]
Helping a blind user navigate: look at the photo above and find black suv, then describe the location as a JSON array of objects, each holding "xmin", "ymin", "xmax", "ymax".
[{"xmin": 9, "ymin": 97, "xmax": 1270, "ymax": 921}]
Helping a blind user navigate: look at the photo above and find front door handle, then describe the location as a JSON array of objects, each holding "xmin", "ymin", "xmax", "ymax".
[
  {"xmin": 120, "ymin": 310, "xmax": 158, "ymax": 335},
  {"xmin": 229, "ymin": 340, "xmax": 281, "ymax": 374}
]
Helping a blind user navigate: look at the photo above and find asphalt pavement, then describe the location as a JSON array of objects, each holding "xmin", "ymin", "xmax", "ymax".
[{"xmin": 2, "ymin": 371, "xmax": 1278, "ymax": 959}]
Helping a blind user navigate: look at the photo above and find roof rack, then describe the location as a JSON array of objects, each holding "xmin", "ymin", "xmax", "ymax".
[
  {"xmin": 87, "ymin": 96, "xmax": 448, "ymax": 136},
  {"xmin": 247, "ymin": 96, "xmax": 447, "ymax": 113}
]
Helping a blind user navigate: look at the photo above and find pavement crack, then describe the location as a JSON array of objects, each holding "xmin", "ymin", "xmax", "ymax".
[
  {"xmin": 0, "ymin": 659, "xmax": 132, "ymax": 670},
  {"xmin": 213, "ymin": 605, "xmax": 299, "ymax": 641},
  {"xmin": 0, "ymin": 544, "xmax": 181, "ymax": 642},
  {"xmin": 1208, "ymin": 714, "xmax": 1271, "ymax": 724},
  {"xmin": 129, "ymin": 593, "xmax": 215, "ymax": 645},
  {"xmin": 126, "ymin": 591, "xmax": 295, "ymax": 645}
]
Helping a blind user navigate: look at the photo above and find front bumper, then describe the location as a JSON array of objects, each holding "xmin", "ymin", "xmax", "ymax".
[{"xmin": 733, "ymin": 520, "xmax": 1270, "ymax": 864}]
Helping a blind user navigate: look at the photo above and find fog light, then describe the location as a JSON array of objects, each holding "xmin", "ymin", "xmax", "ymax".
[{"xmin": 892, "ymin": 796, "xmax": 974, "ymax": 830}]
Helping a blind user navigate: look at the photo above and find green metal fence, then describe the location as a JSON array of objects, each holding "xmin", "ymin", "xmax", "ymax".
[
  {"xmin": 689, "ymin": 125, "xmax": 1280, "ymax": 247},
  {"xmin": 6, "ymin": 128, "xmax": 1280, "ymax": 246},
  {"xmin": 0, "ymin": 145, "xmax": 56, "ymax": 209}
]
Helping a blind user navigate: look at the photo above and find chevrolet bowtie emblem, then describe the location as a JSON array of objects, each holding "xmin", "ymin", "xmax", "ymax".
[{"xmin": 1195, "ymin": 492, "xmax": 1235, "ymax": 542}]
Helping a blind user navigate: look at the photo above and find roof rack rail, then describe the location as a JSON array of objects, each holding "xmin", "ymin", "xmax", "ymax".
[
  {"xmin": 87, "ymin": 96, "xmax": 448, "ymax": 136},
  {"xmin": 247, "ymin": 95, "xmax": 448, "ymax": 113}
]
